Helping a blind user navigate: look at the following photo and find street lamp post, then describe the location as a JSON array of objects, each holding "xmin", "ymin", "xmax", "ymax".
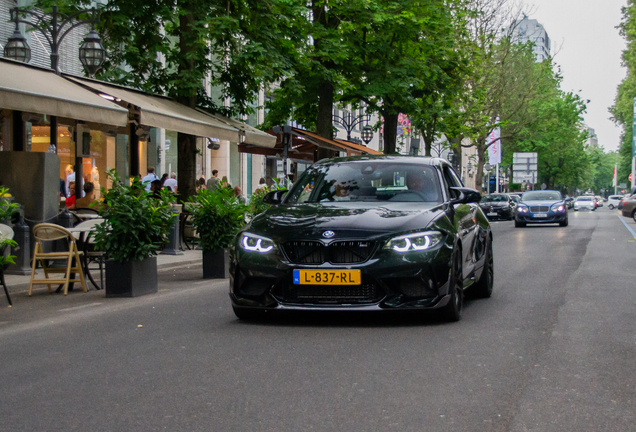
[
  {"xmin": 332, "ymin": 110, "xmax": 371, "ymax": 142},
  {"xmin": 4, "ymin": 5, "xmax": 106, "ymax": 202}
]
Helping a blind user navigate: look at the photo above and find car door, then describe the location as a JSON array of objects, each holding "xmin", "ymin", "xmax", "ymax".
[{"xmin": 441, "ymin": 164, "xmax": 477, "ymax": 280}]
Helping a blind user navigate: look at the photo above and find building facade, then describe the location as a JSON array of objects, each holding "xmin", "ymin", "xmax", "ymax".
[{"xmin": 512, "ymin": 16, "xmax": 551, "ymax": 61}]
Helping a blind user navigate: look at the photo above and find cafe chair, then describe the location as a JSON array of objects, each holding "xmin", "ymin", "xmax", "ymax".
[
  {"xmin": 0, "ymin": 223, "xmax": 14, "ymax": 306},
  {"xmin": 73, "ymin": 219, "xmax": 106, "ymax": 290},
  {"xmin": 29, "ymin": 223, "xmax": 87, "ymax": 296}
]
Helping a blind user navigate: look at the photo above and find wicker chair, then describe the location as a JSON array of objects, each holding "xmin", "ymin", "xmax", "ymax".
[{"xmin": 29, "ymin": 223, "xmax": 87, "ymax": 296}]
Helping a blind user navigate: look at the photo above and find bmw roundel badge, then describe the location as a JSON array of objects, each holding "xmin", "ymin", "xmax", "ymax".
[{"xmin": 322, "ymin": 231, "xmax": 335, "ymax": 238}]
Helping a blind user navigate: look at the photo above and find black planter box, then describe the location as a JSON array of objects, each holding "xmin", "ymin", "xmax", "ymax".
[
  {"xmin": 105, "ymin": 256, "xmax": 158, "ymax": 298},
  {"xmin": 203, "ymin": 249, "xmax": 229, "ymax": 279}
]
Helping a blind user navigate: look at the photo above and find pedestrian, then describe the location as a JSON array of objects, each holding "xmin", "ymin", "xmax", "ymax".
[
  {"xmin": 234, "ymin": 186, "xmax": 247, "ymax": 204},
  {"xmin": 142, "ymin": 167, "xmax": 159, "ymax": 191},
  {"xmin": 206, "ymin": 169, "xmax": 220, "ymax": 191},
  {"xmin": 220, "ymin": 176, "xmax": 231, "ymax": 189},
  {"xmin": 196, "ymin": 177, "xmax": 207, "ymax": 192},
  {"xmin": 256, "ymin": 177, "xmax": 267, "ymax": 190},
  {"xmin": 160, "ymin": 173, "xmax": 169, "ymax": 186},
  {"xmin": 164, "ymin": 172, "xmax": 178, "ymax": 192}
]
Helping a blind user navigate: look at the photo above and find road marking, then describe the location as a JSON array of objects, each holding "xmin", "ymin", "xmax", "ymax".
[
  {"xmin": 58, "ymin": 303, "xmax": 102, "ymax": 312},
  {"xmin": 617, "ymin": 215, "xmax": 636, "ymax": 239}
]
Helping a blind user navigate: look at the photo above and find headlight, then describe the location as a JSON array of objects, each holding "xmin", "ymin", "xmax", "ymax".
[
  {"xmin": 385, "ymin": 231, "xmax": 443, "ymax": 253},
  {"xmin": 239, "ymin": 232, "xmax": 275, "ymax": 253},
  {"xmin": 517, "ymin": 205, "xmax": 529, "ymax": 213},
  {"xmin": 551, "ymin": 204, "xmax": 565, "ymax": 212}
]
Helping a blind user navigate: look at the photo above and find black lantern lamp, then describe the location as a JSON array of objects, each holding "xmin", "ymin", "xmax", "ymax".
[
  {"xmin": 361, "ymin": 125, "xmax": 374, "ymax": 144},
  {"xmin": 79, "ymin": 29, "xmax": 106, "ymax": 77},
  {"xmin": 4, "ymin": 23, "xmax": 31, "ymax": 63}
]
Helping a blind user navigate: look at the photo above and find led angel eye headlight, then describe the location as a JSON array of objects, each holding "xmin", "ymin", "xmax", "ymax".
[
  {"xmin": 385, "ymin": 231, "xmax": 443, "ymax": 253},
  {"xmin": 240, "ymin": 233, "xmax": 275, "ymax": 253}
]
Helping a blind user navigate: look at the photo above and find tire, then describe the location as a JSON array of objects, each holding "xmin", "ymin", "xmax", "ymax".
[
  {"xmin": 472, "ymin": 236, "xmax": 493, "ymax": 298},
  {"xmin": 440, "ymin": 248, "xmax": 463, "ymax": 322},
  {"xmin": 633, "ymin": 211, "xmax": 636, "ymax": 224},
  {"xmin": 609, "ymin": 204, "xmax": 614, "ymax": 210},
  {"xmin": 232, "ymin": 306, "xmax": 264, "ymax": 321},
  {"xmin": 514, "ymin": 220, "xmax": 526, "ymax": 228},
  {"xmin": 559, "ymin": 218, "xmax": 568, "ymax": 227}
]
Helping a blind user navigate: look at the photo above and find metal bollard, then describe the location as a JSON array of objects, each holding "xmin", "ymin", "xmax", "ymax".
[
  {"xmin": 161, "ymin": 204, "xmax": 184, "ymax": 256},
  {"xmin": 5, "ymin": 213, "xmax": 31, "ymax": 275},
  {"xmin": 58, "ymin": 207, "xmax": 74, "ymax": 228}
]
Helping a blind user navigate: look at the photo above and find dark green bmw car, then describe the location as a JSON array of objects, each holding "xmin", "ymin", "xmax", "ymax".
[{"xmin": 230, "ymin": 156, "xmax": 493, "ymax": 321}]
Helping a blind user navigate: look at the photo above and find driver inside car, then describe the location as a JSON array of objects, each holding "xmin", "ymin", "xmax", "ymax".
[{"xmin": 406, "ymin": 171, "xmax": 437, "ymax": 201}]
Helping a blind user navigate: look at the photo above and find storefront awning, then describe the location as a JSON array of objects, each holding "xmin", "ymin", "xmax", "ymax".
[
  {"xmin": 202, "ymin": 112, "xmax": 276, "ymax": 148},
  {"xmin": 65, "ymin": 76, "xmax": 241, "ymax": 142},
  {"xmin": 238, "ymin": 128, "xmax": 381, "ymax": 161},
  {"xmin": 0, "ymin": 59, "xmax": 129, "ymax": 127},
  {"xmin": 295, "ymin": 129, "xmax": 382, "ymax": 156}
]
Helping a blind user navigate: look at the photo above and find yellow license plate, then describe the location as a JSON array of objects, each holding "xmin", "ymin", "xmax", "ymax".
[{"xmin": 293, "ymin": 270, "xmax": 361, "ymax": 285}]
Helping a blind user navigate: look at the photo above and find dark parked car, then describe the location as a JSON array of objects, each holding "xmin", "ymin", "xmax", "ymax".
[
  {"xmin": 564, "ymin": 196, "xmax": 574, "ymax": 209},
  {"xmin": 230, "ymin": 156, "xmax": 494, "ymax": 322},
  {"xmin": 515, "ymin": 190, "xmax": 568, "ymax": 227},
  {"xmin": 480, "ymin": 193, "xmax": 515, "ymax": 220}
]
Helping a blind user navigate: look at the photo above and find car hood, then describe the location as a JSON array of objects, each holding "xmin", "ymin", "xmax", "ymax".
[
  {"xmin": 520, "ymin": 200, "xmax": 563, "ymax": 207},
  {"xmin": 248, "ymin": 202, "xmax": 445, "ymax": 241},
  {"xmin": 480, "ymin": 202, "xmax": 509, "ymax": 207}
]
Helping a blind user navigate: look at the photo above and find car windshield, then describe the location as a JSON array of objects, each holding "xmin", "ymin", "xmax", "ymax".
[
  {"xmin": 481, "ymin": 194, "xmax": 508, "ymax": 203},
  {"xmin": 521, "ymin": 191, "xmax": 562, "ymax": 201},
  {"xmin": 577, "ymin": 196, "xmax": 593, "ymax": 201},
  {"xmin": 284, "ymin": 161, "xmax": 443, "ymax": 204}
]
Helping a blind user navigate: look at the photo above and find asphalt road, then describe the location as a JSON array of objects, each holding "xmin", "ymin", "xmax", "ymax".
[{"xmin": 1, "ymin": 207, "xmax": 635, "ymax": 432}]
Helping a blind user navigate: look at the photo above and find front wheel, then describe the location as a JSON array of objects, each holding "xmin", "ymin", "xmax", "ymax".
[
  {"xmin": 472, "ymin": 236, "xmax": 493, "ymax": 298},
  {"xmin": 514, "ymin": 220, "xmax": 526, "ymax": 228},
  {"xmin": 559, "ymin": 218, "xmax": 568, "ymax": 227},
  {"xmin": 440, "ymin": 249, "xmax": 463, "ymax": 322},
  {"xmin": 609, "ymin": 204, "xmax": 614, "ymax": 210}
]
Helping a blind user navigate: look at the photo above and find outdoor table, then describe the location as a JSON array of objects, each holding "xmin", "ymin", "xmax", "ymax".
[{"xmin": 71, "ymin": 213, "xmax": 102, "ymax": 221}]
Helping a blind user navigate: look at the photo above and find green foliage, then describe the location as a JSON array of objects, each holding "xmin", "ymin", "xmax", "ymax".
[
  {"xmin": 611, "ymin": 0, "xmax": 636, "ymax": 186},
  {"xmin": 0, "ymin": 238, "xmax": 17, "ymax": 268},
  {"xmin": 186, "ymin": 187, "xmax": 248, "ymax": 252},
  {"xmin": 248, "ymin": 180, "xmax": 288, "ymax": 217},
  {"xmin": 0, "ymin": 187, "xmax": 19, "ymax": 223},
  {"xmin": 93, "ymin": 170, "xmax": 175, "ymax": 263}
]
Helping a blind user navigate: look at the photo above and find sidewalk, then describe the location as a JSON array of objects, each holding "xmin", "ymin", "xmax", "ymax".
[{"xmin": 2, "ymin": 249, "xmax": 203, "ymax": 298}]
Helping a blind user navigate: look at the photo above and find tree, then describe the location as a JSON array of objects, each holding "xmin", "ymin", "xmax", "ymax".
[
  {"xmin": 37, "ymin": 0, "xmax": 300, "ymax": 201},
  {"xmin": 611, "ymin": 0, "xmax": 636, "ymax": 188}
]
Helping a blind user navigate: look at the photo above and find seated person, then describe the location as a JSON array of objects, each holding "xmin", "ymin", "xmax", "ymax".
[
  {"xmin": 405, "ymin": 171, "xmax": 438, "ymax": 201},
  {"xmin": 70, "ymin": 181, "xmax": 102, "ymax": 210},
  {"xmin": 65, "ymin": 181, "xmax": 76, "ymax": 208},
  {"xmin": 333, "ymin": 182, "xmax": 351, "ymax": 201},
  {"xmin": 150, "ymin": 180, "xmax": 164, "ymax": 199}
]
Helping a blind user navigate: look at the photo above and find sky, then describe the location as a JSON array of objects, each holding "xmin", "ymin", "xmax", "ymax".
[{"xmin": 525, "ymin": 0, "xmax": 627, "ymax": 152}]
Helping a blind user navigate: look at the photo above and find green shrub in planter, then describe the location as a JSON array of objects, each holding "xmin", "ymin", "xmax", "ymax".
[
  {"xmin": 0, "ymin": 186, "xmax": 19, "ymax": 225},
  {"xmin": 94, "ymin": 170, "xmax": 175, "ymax": 263},
  {"xmin": 186, "ymin": 187, "xmax": 248, "ymax": 252},
  {"xmin": 187, "ymin": 187, "xmax": 248, "ymax": 278}
]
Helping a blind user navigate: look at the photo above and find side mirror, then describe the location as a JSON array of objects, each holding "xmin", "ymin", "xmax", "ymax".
[
  {"xmin": 263, "ymin": 189, "xmax": 288, "ymax": 205},
  {"xmin": 449, "ymin": 187, "xmax": 481, "ymax": 205}
]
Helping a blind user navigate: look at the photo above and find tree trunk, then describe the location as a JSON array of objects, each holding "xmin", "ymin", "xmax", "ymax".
[
  {"xmin": 175, "ymin": 6, "xmax": 197, "ymax": 203},
  {"xmin": 315, "ymin": 79, "xmax": 335, "ymax": 161},
  {"xmin": 383, "ymin": 111, "xmax": 398, "ymax": 155},
  {"xmin": 313, "ymin": 1, "xmax": 337, "ymax": 162},
  {"xmin": 475, "ymin": 142, "xmax": 487, "ymax": 193}
]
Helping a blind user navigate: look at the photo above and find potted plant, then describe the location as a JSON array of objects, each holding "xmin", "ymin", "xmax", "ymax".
[
  {"xmin": 94, "ymin": 170, "xmax": 175, "ymax": 297},
  {"xmin": 0, "ymin": 187, "xmax": 19, "ymax": 306},
  {"xmin": 186, "ymin": 186, "xmax": 248, "ymax": 279}
]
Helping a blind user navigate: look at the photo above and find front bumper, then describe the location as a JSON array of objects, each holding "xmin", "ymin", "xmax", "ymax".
[
  {"xmin": 480, "ymin": 206, "xmax": 512, "ymax": 219},
  {"xmin": 229, "ymin": 242, "xmax": 454, "ymax": 311},
  {"xmin": 516, "ymin": 211, "xmax": 567, "ymax": 223}
]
